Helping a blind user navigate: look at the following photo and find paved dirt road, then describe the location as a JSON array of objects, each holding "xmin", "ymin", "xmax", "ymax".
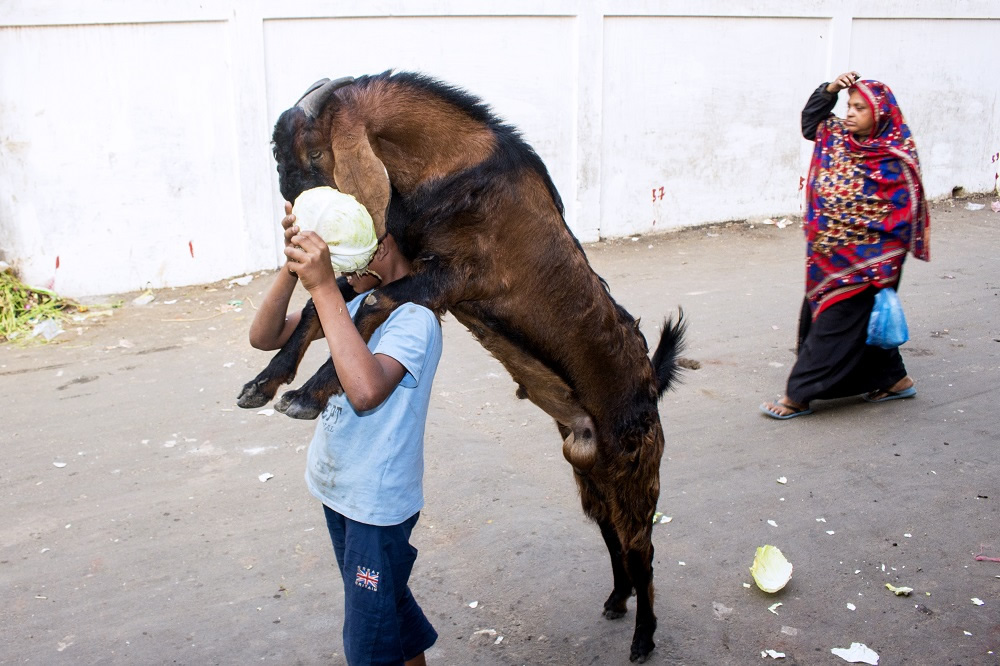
[{"xmin": 3, "ymin": 198, "xmax": 998, "ymax": 665}]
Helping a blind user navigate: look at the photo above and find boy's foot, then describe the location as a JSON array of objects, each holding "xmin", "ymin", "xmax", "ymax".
[
  {"xmin": 862, "ymin": 376, "xmax": 916, "ymax": 403},
  {"xmin": 759, "ymin": 397, "xmax": 813, "ymax": 420}
]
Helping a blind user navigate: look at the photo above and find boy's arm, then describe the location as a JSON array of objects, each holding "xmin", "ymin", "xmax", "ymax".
[
  {"xmin": 248, "ymin": 202, "xmax": 304, "ymax": 350},
  {"xmin": 286, "ymin": 231, "xmax": 407, "ymax": 411}
]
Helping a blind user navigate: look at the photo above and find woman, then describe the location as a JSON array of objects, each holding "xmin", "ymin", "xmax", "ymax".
[{"xmin": 760, "ymin": 71, "xmax": 930, "ymax": 419}]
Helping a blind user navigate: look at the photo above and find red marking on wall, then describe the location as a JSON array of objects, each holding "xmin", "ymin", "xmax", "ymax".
[
  {"xmin": 799, "ymin": 176, "xmax": 805, "ymax": 191},
  {"xmin": 651, "ymin": 186, "xmax": 665, "ymax": 202},
  {"xmin": 189, "ymin": 241, "xmax": 195, "ymax": 258},
  {"xmin": 55, "ymin": 256, "xmax": 60, "ymax": 269}
]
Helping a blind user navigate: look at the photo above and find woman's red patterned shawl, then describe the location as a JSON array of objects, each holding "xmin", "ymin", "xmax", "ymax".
[{"xmin": 803, "ymin": 80, "xmax": 930, "ymax": 319}]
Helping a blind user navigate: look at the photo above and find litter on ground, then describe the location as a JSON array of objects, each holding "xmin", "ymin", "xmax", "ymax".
[
  {"xmin": 831, "ymin": 642, "xmax": 879, "ymax": 664},
  {"xmin": 132, "ymin": 290, "xmax": 155, "ymax": 305}
]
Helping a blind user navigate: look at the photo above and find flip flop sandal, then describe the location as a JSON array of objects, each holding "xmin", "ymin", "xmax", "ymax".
[
  {"xmin": 759, "ymin": 401, "xmax": 814, "ymax": 420},
  {"xmin": 862, "ymin": 386, "xmax": 917, "ymax": 403}
]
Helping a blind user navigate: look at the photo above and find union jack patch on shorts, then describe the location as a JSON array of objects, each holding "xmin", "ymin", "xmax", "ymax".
[{"xmin": 355, "ymin": 566, "xmax": 380, "ymax": 591}]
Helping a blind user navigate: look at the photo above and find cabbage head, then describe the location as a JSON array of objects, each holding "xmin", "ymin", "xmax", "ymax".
[
  {"xmin": 291, "ymin": 186, "xmax": 378, "ymax": 273},
  {"xmin": 749, "ymin": 545, "xmax": 793, "ymax": 593}
]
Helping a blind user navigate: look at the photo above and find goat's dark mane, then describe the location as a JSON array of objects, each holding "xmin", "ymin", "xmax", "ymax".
[
  {"xmin": 362, "ymin": 72, "xmax": 648, "ymax": 351},
  {"xmin": 356, "ymin": 70, "xmax": 566, "ymax": 218}
]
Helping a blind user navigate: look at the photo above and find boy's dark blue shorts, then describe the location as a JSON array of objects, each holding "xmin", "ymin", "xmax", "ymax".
[{"xmin": 324, "ymin": 505, "xmax": 438, "ymax": 664}]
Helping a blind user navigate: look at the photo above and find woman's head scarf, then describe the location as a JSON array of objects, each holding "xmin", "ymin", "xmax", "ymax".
[{"xmin": 804, "ymin": 79, "xmax": 930, "ymax": 317}]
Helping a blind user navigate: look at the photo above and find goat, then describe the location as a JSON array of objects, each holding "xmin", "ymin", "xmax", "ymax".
[{"xmin": 237, "ymin": 71, "xmax": 685, "ymax": 663}]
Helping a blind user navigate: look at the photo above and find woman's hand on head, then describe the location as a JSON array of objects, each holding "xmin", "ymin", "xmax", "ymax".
[
  {"xmin": 285, "ymin": 230, "xmax": 335, "ymax": 293},
  {"xmin": 826, "ymin": 71, "xmax": 860, "ymax": 93}
]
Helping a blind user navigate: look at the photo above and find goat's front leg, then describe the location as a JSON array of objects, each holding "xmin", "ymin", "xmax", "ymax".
[
  {"xmin": 274, "ymin": 263, "xmax": 447, "ymax": 419},
  {"xmin": 237, "ymin": 299, "xmax": 323, "ymax": 408},
  {"xmin": 274, "ymin": 357, "xmax": 343, "ymax": 419}
]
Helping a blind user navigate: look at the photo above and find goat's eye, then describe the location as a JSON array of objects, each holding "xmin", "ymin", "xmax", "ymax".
[{"xmin": 308, "ymin": 150, "xmax": 322, "ymax": 160}]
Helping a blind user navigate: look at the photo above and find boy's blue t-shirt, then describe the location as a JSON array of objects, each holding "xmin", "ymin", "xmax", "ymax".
[{"xmin": 305, "ymin": 292, "xmax": 442, "ymax": 526}]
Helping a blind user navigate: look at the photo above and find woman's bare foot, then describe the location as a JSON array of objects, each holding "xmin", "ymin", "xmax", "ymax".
[
  {"xmin": 862, "ymin": 376, "xmax": 917, "ymax": 403},
  {"xmin": 888, "ymin": 376, "xmax": 914, "ymax": 393},
  {"xmin": 760, "ymin": 396, "xmax": 811, "ymax": 419}
]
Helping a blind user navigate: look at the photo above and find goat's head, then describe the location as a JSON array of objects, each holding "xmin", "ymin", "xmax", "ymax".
[{"xmin": 271, "ymin": 77, "xmax": 355, "ymax": 203}]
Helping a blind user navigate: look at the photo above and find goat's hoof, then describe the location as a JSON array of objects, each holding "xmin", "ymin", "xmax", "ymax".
[
  {"xmin": 629, "ymin": 626, "xmax": 655, "ymax": 663},
  {"xmin": 275, "ymin": 390, "xmax": 324, "ymax": 420},
  {"xmin": 629, "ymin": 639, "xmax": 654, "ymax": 663},
  {"xmin": 603, "ymin": 607, "xmax": 627, "ymax": 620},
  {"xmin": 237, "ymin": 379, "xmax": 274, "ymax": 409},
  {"xmin": 602, "ymin": 589, "xmax": 631, "ymax": 620}
]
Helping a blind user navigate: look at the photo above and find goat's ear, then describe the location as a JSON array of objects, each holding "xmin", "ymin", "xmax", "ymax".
[{"xmin": 331, "ymin": 128, "xmax": 391, "ymax": 239}]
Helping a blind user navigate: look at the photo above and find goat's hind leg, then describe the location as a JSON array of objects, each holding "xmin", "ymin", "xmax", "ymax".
[
  {"xmin": 237, "ymin": 299, "xmax": 322, "ymax": 409},
  {"xmin": 598, "ymin": 520, "xmax": 634, "ymax": 619},
  {"xmin": 566, "ymin": 431, "xmax": 633, "ymax": 621},
  {"xmin": 624, "ymin": 535, "xmax": 656, "ymax": 663}
]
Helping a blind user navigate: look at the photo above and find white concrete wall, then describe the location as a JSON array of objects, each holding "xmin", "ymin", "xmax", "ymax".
[{"xmin": 1, "ymin": 1, "xmax": 997, "ymax": 297}]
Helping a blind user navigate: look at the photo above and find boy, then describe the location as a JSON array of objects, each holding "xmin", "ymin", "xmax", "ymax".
[{"xmin": 249, "ymin": 201, "xmax": 442, "ymax": 665}]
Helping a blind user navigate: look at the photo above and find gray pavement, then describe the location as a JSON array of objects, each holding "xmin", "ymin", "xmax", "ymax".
[{"xmin": 2, "ymin": 197, "xmax": 998, "ymax": 665}]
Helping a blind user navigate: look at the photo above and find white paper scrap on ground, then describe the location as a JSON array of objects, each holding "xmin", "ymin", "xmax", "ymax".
[
  {"xmin": 768, "ymin": 602, "xmax": 782, "ymax": 615},
  {"xmin": 831, "ymin": 642, "xmax": 879, "ymax": 664},
  {"xmin": 761, "ymin": 649, "xmax": 786, "ymax": 659},
  {"xmin": 258, "ymin": 473, "xmax": 274, "ymax": 483},
  {"xmin": 777, "ymin": 477, "xmax": 787, "ymax": 484},
  {"xmin": 971, "ymin": 597, "xmax": 985, "ymax": 605}
]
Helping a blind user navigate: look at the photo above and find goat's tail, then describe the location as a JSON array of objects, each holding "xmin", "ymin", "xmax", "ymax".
[{"xmin": 651, "ymin": 308, "xmax": 687, "ymax": 399}]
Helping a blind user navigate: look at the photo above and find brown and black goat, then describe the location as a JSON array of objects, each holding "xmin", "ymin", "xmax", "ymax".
[{"xmin": 237, "ymin": 71, "xmax": 685, "ymax": 663}]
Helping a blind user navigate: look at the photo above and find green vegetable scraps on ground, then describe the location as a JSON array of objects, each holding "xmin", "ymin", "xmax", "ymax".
[{"xmin": 0, "ymin": 269, "xmax": 77, "ymax": 343}]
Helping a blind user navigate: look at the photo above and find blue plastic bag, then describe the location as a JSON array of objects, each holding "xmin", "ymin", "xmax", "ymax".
[{"xmin": 866, "ymin": 287, "xmax": 909, "ymax": 349}]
